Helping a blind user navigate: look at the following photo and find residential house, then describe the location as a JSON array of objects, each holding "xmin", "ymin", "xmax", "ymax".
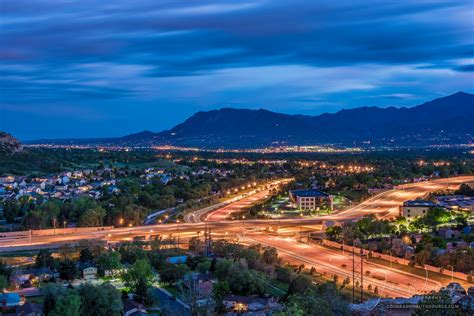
[
  {"xmin": 123, "ymin": 300, "xmax": 147, "ymax": 316},
  {"xmin": 82, "ymin": 266, "xmax": 97, "ymax": 280},
  {"xmin": 222, "ymin": 295, "xmax": 281, "ymax": 314},
  {"xmin": 11, "ymin": 269, "xmax": 53, "ymax": 288},
  {"xmin": 1, "ymin": 293, "xmax": 23, "ymax": 310},
  {"xmin": 15, "ymin": 302, "xmax": 44, "ymax": 316}
]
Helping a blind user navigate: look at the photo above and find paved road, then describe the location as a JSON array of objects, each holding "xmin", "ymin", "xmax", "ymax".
[
  {"xmin": 1, "ymin": 176, "xmax": 473, "ymax": 252},
  {"xmin": 245, "ymin": 234, "xmax": 441, "ymax": 298},
  {"xmin": 332, "ymin": 175, "xmax": 474, "ymax": 221},
  {"xmin": 184, "ymin": 178, "xmax": 293, "ymax": 223},
  {"xmin": 2, "ymin": 175, "xmax": 473, "ymax": 300}
]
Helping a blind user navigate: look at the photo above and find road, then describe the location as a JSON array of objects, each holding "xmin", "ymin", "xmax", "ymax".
[
  {"xmin": 1, "ymin": 175, "xmax": 473, "ymax": 299},
  {"xmin": 332, "ymin": 175, "xmax": 474, "ymax": 221},
  {"xmin": 1, "ymin": 176, "xmax": 473, "ymax": 252},
  {"xmin": 184, "ymin": 178, "xmax": 293, "ymax": 223},
  {"xmin": 189, "ymin": 175, "xmax": 474, "ymax": 225},
  {"xmin": 244, "ymin": 234, "xmax": 441, "ymax": 298}
]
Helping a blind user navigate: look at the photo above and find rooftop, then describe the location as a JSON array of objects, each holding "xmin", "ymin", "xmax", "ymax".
[
  {"xmin": 290, "ymin": 189, "xmax": 329, "ymax": 198},
  {"xmin": 403, "ymin": 200, "xmax": 436, "ymax": 207}
]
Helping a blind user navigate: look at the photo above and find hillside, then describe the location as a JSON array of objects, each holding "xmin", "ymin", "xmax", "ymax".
[
  {"xmin": 26, "ymin": 92, "xmax": 474, "ymax": 148},
  {"xmin": 122, "ymin": 92, "xmax": 474, "ymax": 148},
  {"xmin": 0, "ymin": 132, "xmax": 23, "ymax": 153}
]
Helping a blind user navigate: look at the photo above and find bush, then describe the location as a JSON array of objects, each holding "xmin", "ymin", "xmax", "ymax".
[{"xmin": 276, "ymin": 266, "xmax": 293, "ymax": 283}]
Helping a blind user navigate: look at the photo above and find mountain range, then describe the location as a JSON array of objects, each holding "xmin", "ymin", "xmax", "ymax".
[{"xmin": 27, "ymin": 91, "xmax": 474, "ymax": 148}]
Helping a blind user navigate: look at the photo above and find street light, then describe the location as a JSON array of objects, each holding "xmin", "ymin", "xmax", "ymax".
[
  {"xmin": 53, "ymin": 218, "xmax": 57, "ymax": 235},
  {"xmin": 447, "ymin": 265, "xmax": 454, "ymax": 282},
  {"xmin": 176, "ymin": 220, "xmax": 181, "ymax": 254}
]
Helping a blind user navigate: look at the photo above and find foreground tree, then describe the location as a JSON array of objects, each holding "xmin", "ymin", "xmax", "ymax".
[
  {"xmin": 287, "ymin": 274, "xmax": 312, "ymax": 295},
  {"xmin": 122, "ymin": 259, "xmax": 154, "ymax": 302},
  {"xmin": 49, "ymin": 291, "xmax": 81, "ymax": 316},
  {"xmin": 97, "ymin": 251, "xmax": 122, "ymax": 275},
  {"xmin": 78, "ymin": 283, "xmax": 123, "ymax": 316},
  {"xmin": 36, "ymin": 249, "xmax": 55, "ymax": 268}
]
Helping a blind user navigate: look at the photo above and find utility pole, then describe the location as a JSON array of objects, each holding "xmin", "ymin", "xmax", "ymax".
[
  {"xmin": 352, "ymin": 247, "xmax": 355, "ymax": 303},
  {"xmin": 352, "ymin": 245, "xmax": 364, "ymax": 304},
  {"xmin": 360, "ymin": 249, "xmax": 364, "ymax": 302},
  {"xmin": 203, "ymin": 226, "xmax": 212, "ymax": 257}
]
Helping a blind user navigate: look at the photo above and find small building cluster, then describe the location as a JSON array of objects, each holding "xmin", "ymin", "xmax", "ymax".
[
  {"xmin": 400, "ymin": 194, "xmax": 474, "ymax": 218},
  {"xmin": 434, "ymin": 195, "xmax": 474, "ymax": 213},
  {"xmin": 0, "ymin": 169, "xmax": 120, "ymax": 204},
  {"xmin": 289, "ymin": 188, "xmax": 334, "ymax": 211}
]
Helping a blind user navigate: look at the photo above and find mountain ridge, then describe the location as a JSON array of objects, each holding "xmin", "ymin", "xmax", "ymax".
[{"xmin": 25, "ymin": 91, "xmax": 474, "ymax": 148}]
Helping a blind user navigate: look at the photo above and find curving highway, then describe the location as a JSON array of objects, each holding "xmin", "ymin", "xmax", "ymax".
[{"xmin": 1, "ymin": 175, "xmax": 473, "ymax": 298}]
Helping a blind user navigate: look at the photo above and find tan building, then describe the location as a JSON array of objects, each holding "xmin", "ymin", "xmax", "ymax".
[
  {"xmin": 400, "ymin": 200, "xmax": 436, "ymax": 218},
  {"xmin": 289, "ymin": 189, "xmax": 333, "ymax": 211}
]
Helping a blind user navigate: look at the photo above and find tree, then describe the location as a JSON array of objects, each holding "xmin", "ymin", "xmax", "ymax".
[
  {"xmin": 196, "ymin": 260, "xmax": 211, "ymax": 274},
  {"xmin": 0, "ymin": 260, "xmax": 12, "ymax": 280},
  {"xmin": 43, "ymin": 284, "xmax": 67, "ymax": 315},
  {"xmin": 455, "ymin": 183, "xmax": 474, "ymax": 197},
  {"xmin": 58, "ymin": 259, "xmax": 77, "ymax": 280},
  {"xmin": 122, "ymin": 259, "xmax": 154, "ymax": 302},
  {"xmin": 279, "ymin": 284, "xmax": 350, "ymax": 316},
  {"xmin": 341, "ymin": 222, "xmax": 364, "ymax": 245},
  {"xmin": 78, "ymin": 283, "xmax": 123, "ymax": 316},
  {"xmin": 276, "ymin": 266, "xmax": 293, "ymax": 283},
  {"xmin": 78, "ymin": 207, "xmax": 106, "ymax": 227},
  {"xmin": 209, "ymin": 258, "xmax": 217, "ymax": 273},
  {"xmin": 287, "ymin": 274, "xmax": 312, "ymax": 295},
  {"xmin": 423, "ymin": 208, "xmax": 451, "ymax": 227},
  {"xmin": 0, "ymin": 275, "xmax": 8, "ymax": 292},
  {"xmin": 160, "ymin": 264, "xmax": 190, "ymax": 284},
  {"xmin": 79, "ymin": 248, "xmax": 94, "ymax": 263},
  {"xmin": 326, "ymin": 225, "xmax": 342, "ymax": 241},
  {"xmin": 50, "ymin": 291, "xmax": 81, "ymax": 316},
  {"xmin": 226, "ymin": 264, "xmax": 266, "ymax": 295},
  {"xmin": 213, "ymin": 281, "xmax": 230, "ymax": 312},
  {"xmin": 97, "ymin": 251, "xmax": 122, "ymax": 275},
  {"xmin": 3, "ymin": 199, "xmax": 20, "ymax": 223},
  {"xmin": 214, "ymin": 259, "xmax": 233, "ymax": 280},
  {"xmin": 262, "ymin": 247, "xmax": 279, "ymax": 265},
  {"xmin": 243, "ymin": 248, "xmax": 263, "ymax": 270},
  {"xmin": 36, "ymin": 249, "xmax": 55, "ymax": 268}
]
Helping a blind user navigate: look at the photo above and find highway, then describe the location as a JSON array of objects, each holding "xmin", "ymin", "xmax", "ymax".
[
  {"xmin": 1, "ymin": 175, "xmax": 473, "ymax": 299},
  {"xmin": 332, "ymin": 175, "xmax": 474, "ymax": 221},
  {"xmin": 244, "ymin": 234, "xmax": 441, "ymax": 298},
  {"xmin": 1, "ymin": 176, "xmax": 473, "ymax": 252},
  {"xmin": 184, "ymin": 178, "xmax": 293, "ymax": 223},
  {"xmin": 188, "ymin": 175, "xmax": 474, "ymax": 225}
]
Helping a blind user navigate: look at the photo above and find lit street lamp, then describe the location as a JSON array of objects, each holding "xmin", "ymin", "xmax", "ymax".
[{"xmin": 447, "ymin": 265, "xmax": 454, "ymax": 282}]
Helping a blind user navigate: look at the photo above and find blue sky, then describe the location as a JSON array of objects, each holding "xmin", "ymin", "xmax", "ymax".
[{"xmin": 0, "ymin": 0, "xmax": 473, "ymax": 140}]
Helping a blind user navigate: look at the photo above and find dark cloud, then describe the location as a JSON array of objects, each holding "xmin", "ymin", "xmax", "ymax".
[
  {"xmin": 0, "ymin": 0, "xmax": 473, "ymax": 139},
  {"xmin": 455, "ymin": 64, "xmax": 474, "ymax": 72}
]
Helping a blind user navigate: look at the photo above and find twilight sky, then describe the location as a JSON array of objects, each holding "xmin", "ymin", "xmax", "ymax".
[{"xmin": 0, "ymin": 1, "xmax": 473, "ymax": 140}]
